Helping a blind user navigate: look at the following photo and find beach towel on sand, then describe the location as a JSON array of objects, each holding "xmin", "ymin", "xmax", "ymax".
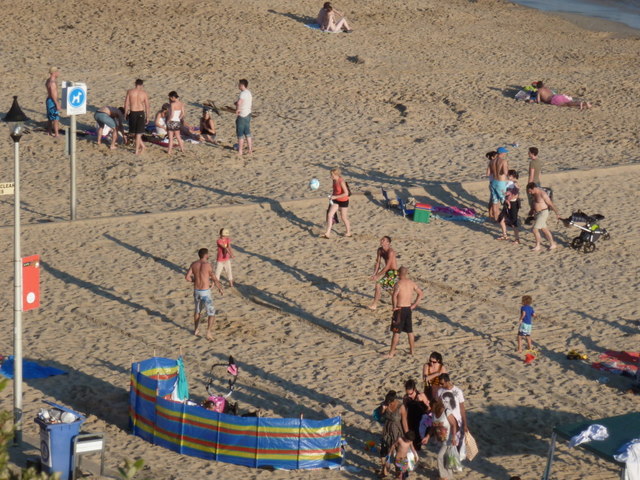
[
  {"xmin": 304, "ymin": 23, "xmax": 343, "ymax": 33},
  {"xmin": 0, "ymin": 355, "xmax": 67, "ymax": 379},
  {"xmin": 592, "ymin": 351, "xmax": 639, "ymax": 377}
]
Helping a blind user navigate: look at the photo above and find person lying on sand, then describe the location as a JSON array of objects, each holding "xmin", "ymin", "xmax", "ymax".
[{"xmin": 534, "ymin": 81, "xmax": 591, "ymax": 109}]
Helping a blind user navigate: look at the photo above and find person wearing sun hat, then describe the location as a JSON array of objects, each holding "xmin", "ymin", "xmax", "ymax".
[{"xmin": 215, "ymin": 228, "xmax": 234, "ymax": 287}]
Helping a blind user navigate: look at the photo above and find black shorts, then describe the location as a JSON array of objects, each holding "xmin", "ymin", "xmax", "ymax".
[
  {"xmin": 500, "ymin": 200, "xmax": 520, "ymax": 227},
  {"xmin": 128, "ymin": 111, "xmax": 146, "ymax": 134},
  {"xmin": 391, "ymin": 307, "xmax": 413, "ymax": 333},
  {"xmin": 335, "ymin": 199, "xmax": 349, "ymax": 208}
]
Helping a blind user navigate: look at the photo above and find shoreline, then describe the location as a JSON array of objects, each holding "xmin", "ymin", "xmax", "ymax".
[{"xmin": 510, "ymin": 0, "xmax": 640, "ymax": 36}]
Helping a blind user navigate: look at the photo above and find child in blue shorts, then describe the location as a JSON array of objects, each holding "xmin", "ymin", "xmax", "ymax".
[{"xmin": 517, "ymin": 295, "xmax": 536, "ymax": 352}]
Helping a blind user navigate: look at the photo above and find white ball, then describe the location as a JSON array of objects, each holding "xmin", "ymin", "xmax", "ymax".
[{"xmin": 309, "ymin": 178, "xmax": 320, "ymax": 191}]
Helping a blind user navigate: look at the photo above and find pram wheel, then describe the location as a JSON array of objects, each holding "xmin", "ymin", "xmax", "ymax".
[
  {"xmin": 583, "ymin": 242, "xmax": 596, "ymax": 253},
  {"xmin": 602, "ymin": 232, "xmax": 611, "ymax": 241},
  {"xmin": 570, "ymin": 237, "xmax": 584, "ymax": 250}
]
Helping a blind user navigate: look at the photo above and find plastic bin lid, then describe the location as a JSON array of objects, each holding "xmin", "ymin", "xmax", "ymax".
[{"xmin": 43, "ymin": 400, "xmax": 86, "ymax": 423}]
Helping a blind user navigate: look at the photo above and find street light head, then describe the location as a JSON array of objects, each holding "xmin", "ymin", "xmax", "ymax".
[
  {"xmin": 11, "ymin": 124, "xmax": 23, "ymax": 136},
  {"xmin": 4, "ymin": 96, "xmax": 29, "ymax": 124}
]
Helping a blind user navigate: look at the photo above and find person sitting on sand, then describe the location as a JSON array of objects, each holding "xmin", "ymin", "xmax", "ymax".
[
  {"xmin": 317, "ymin": 1, "xmax": 330, "ymax": 26},
  {"xmin": 534, "ymin": 81, "xmax": 591, "ymax": 109},
  {"xmin": 321, "ymin": 5, "xmax": 353, "ymax": 33},
  {"xmin": 200, "ymin": 108, "xmax": 218, "ymax": 143},
  {"xmin": 154, "ymin": 103, "xmax": 169, "ymax": 138}
]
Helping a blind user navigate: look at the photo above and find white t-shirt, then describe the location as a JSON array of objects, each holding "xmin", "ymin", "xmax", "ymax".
[
  {"xmin": 238, "ymin": 89, "xmax": 252, "ymax": 117},
  {"xmin": 437, "ymin": 385, "xmax": 465, "ymax": 425}
]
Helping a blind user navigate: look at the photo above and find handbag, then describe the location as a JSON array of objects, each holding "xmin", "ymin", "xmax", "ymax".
[{"xmin": 464, "ymin": 431, "xmax": 479, "ymax": 461}]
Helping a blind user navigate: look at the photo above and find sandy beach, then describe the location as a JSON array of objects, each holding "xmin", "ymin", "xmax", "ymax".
[{"xmin": 0, "ymin": 0, "xmax": 639, "ymax": 478}]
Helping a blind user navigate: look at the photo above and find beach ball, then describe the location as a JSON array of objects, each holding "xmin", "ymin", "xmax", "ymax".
[{"xmin": 309, "ymin": 178, "xmax": 320, "ymax": 191}]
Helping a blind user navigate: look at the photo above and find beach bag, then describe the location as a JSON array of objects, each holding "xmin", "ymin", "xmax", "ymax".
[
  {"xmin": 445, "ymin": 445, "xmax": 463, "ymax": 472},
  {"xmin": 206, "ymin": 395, "xmax": 226, "ymax": 413},
  {"xmin": 372, "ymin": 406, "xmax": 384, "ymax": 424},
  {"xmin": 465, "ymin": 431, "xmax": 479, "ymax": 461}
]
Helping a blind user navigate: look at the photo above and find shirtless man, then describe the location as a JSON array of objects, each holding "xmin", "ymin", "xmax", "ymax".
[
  {"xmin": 45, "ymin": 67, "xmax": 61, "ymax": 137},
  {"xmin": 94, "ymin": 106, "xmax": 127, "ymax": 149},
  {"xmin": 368, "ymin": 236, "xmax": 398, "ymax": 310},
  {"xmin": 535, "ymin": 81, "xmax": 591, "ymax": 109},
  {"xmin": 488, "ymin": 147, "xmax": 509, "ymax": 221},
  {"xmin": 185, "ymin": 248, "xmax": 224, "ymax": 340},
  {"xmin": 386, "ymin": 266, "xmax": 424, "ymax": 358},
  {"xmin": 526, "ymin": 183, "xmax": 561, "ymax": 251},
  {"xmin": 124, "ymin": 79, "xmax": 150, "ymax": 155}
]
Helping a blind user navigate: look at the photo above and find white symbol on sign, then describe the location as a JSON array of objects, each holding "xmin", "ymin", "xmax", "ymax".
[
  {"xmin": 26, "ymin": 292, "xmax": 36, "ymax": 304},
  {"xmin": 69, "ymin": 88, "xmax": 85, "ymax": 107}
]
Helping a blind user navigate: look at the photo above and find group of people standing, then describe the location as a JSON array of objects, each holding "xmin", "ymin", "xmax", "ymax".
[
  {"xmin": 378, "ymin": 355, "xmax": 470, "ymax": 479},
  {"xmin": 44, "ymin": 68, "xmax": 254, "ymax": 156},
  {"xmin": 486, "ymin": 146, "xmax": 562, "ymax": 251}
]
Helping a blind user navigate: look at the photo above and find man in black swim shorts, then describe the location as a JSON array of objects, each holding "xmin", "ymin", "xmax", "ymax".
[
  {"xmin": 124, "ymin": 79, "xmax": 151, "ymax": 155},
  {"xmin": 386, "ymin": 266, "xmax": 424, "ymax": 358}
]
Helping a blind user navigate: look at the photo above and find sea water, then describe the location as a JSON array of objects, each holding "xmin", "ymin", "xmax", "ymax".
[{"xmin": 511, "ymin": 0, "xmax": 640, "ymax": 30}]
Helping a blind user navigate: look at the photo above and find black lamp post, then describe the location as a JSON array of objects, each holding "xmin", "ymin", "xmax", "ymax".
[{"xmin": 3, "ymin": 95, "xmax": 29, "ymax": 445}]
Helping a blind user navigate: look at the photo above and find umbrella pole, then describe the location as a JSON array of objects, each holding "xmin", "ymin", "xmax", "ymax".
[{"xmin": 542, "ymin": 432, "xmax": 556, "ymax": 480}]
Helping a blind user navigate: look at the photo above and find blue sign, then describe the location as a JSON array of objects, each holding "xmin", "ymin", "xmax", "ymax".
[{"xmin": 68, "ymin": 87, "xmax": 86, "ymax": 108}]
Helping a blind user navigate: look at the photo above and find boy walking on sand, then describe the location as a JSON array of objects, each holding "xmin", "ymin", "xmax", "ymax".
[
  {"xmin": 389, "ymin": 431, "xmax": 418, "ymax": 480},
  {"xmin": 215, "ymin": 228, "xmax": 234, "ymax": 287},
  {"xmin": 517, "ymin": 295, "xmax": 536, "ymax": 352}
]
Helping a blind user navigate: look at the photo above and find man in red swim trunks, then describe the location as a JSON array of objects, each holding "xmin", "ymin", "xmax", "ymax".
[{"xmin": 386, "ymin": 266, "xmax": 424, "ymax": 358}]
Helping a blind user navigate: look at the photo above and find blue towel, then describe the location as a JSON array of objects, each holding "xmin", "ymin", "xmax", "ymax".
[{"xmin": 0, "ymin": 356, "xmax": 67, "ymax": 379}]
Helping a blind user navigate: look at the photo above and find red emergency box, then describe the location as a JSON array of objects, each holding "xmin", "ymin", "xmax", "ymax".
[{"xmin": 22, "ymin": 255, "xmax": 40, "ymax": 311}]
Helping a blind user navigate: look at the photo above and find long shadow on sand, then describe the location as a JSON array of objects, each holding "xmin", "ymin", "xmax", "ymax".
[
  {"xmin": 41, "ymin": 260, "xmax": 189, "ymax": 334},
  {"xmin": 233, "ymin": 244, "xmax": 367, "ymax": 303},
  {"xmin": 22, "ymin": 357, "xmax": 130, "ymax": 429},
  {"xmin": 234, "ymin": 281, "xmax": 382, "ymax": 347},
  {"xmin": 103, "ymin": 233, "xmax": 184, "ymax": 274},
  {"xmin": 171, "ymin": 179, "xmax": 318, "ymax": 234},
  {"xmin": 488, "ymin": 84, "xmax": 524, "ymax": 99},
  {"xmin": 197, "ymin": 352, "xmax": 380, "ymax": 475},
  {"xmin": 267, "ymin": 9, "xmax": 316, "ymax": 25}
]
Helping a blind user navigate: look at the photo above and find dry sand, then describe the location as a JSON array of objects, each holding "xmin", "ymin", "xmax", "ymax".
[{"xmin": 0, "ymin": 0, "xmax": 639, "ymax": 478}]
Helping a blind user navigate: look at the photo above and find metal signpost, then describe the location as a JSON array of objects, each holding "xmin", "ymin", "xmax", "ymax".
[{"xmin": 61, "ymin": 82, "xmax": 87, "ymax": 220}]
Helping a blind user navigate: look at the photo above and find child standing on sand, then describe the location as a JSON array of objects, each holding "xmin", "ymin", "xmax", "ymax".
[
  {"xmin": 517, "ymin": 295, "xmax": 536, "ymax": 352},
  {"xmin": 215, "ymin": 228, "xmax": 234, "ymax": 287},
  {"xmin": 388, "ymin": 431, "xmax": 417, "ymax": 480}
]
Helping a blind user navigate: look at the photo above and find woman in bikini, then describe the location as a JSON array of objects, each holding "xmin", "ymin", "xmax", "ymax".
[
  {"xmin": 166, "ymin": 91, "xmax": 185, "ymax": 155},
  {"xmin": 199, "ymin": 108, "xmax": 218, "ymax": 143},
  {"xmin": 322, "ymin": 168, "xmax": 352, "ymax": 238},
  {"xmin": 423, "ymin": 352, "xmax": 448, "ymax": 403}
]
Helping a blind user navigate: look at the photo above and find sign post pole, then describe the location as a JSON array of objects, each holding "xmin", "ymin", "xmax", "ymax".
[
  {"xmin": 62, "ymin": 81, "xmax": 86, "ymax": 221},
  {"xmin": 12, "ymin": 136, "xmax": 23, "ymax": 444},
  {"xmin": 70, "ymin": 114, "xmax": 76, "ymax": 220}
]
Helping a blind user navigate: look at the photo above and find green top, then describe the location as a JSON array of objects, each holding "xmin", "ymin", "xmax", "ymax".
[{"xmin": 529, "ymin": 157, "xmax": 542, "ymax": 185}]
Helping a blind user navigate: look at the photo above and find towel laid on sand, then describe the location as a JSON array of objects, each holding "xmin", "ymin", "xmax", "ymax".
[
  {"xmin": 592, "ymin": 351, "xmax": 639, "ymax": 377},
  {"xmin": 305, "ymin": 23, "xmax": 342, "ymax": 33},
  {"xmin": 0, "ymin": 356, "xmax": 67, "ymax": 379}
]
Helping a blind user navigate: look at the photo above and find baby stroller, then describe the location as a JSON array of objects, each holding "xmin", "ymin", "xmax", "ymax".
[
  {"xmin": 204, "ymin": 355, "xmax": 239, "ymax": 414},
  {"xmin": 562, "ymin": 211, "xmax": 610, "ymax": 253}
]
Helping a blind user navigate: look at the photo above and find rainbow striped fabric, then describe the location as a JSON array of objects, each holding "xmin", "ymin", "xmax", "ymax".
[{"xmin": 129, "ymin": 357, "xmax": 343, "ymax": 470}]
